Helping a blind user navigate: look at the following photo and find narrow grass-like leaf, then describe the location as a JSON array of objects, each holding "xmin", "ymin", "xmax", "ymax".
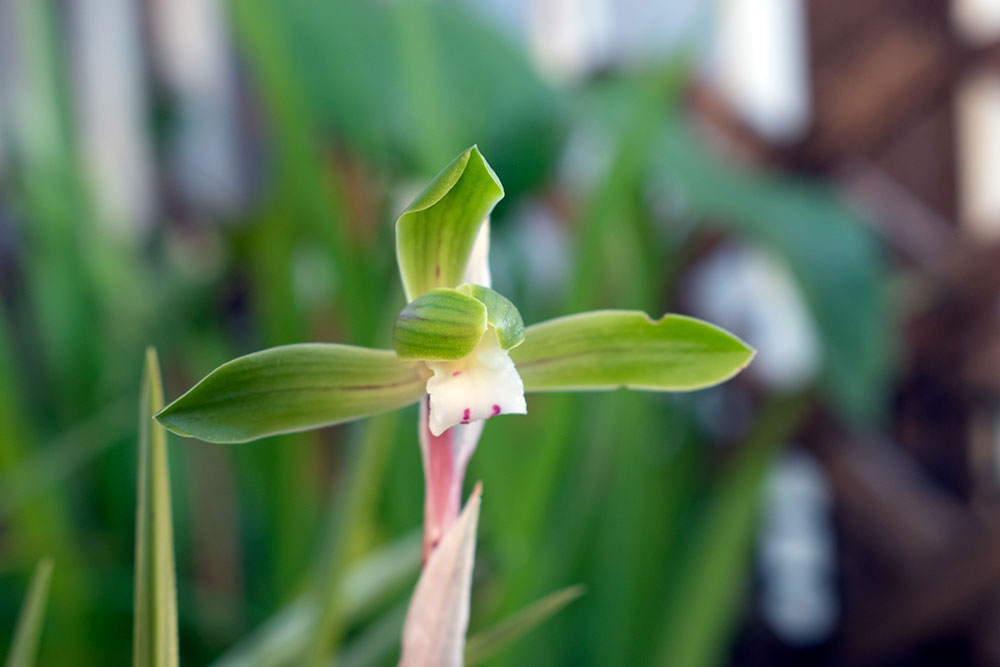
[
  {"xmin": 465, "ymin": 584, "xmax": 585, "ymax": 666},
  {"xmin": 156, "ymin": 344, "xmax": 426, "ymax": 443},
  {"xmin": 5, "ymin": 558, "xmax": 53, "ymax": 667},
  {"xmin": 653, "ymin": 393, "xmax": 810, "ymax": 666},
  {"xmin": 457, "ymin": 284, "xmax": 524, "ymax": 350},
  {"xmin": 394, "ymin": 289, "xmax": 487, "ymax": 360},
  {"xmin": 211, "ymin": 531, "xmax": 421, "ymax": 667},
  {"xmin": 396, "ymin": 146, "xmax": 504, "ymax": 301},
  {"xmin": 134, "ymin": 348, "xmax": 179, "ymax": 667},
  {"xmin": 511, "ymin": 311, "xmax": 754, "ymax": 393}
]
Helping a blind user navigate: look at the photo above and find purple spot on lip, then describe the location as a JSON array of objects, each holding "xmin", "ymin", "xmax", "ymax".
[
  {"xmin": 491, "ymin": 404, "xmax": 501, "ymax": 416},
  {"xmin": 452, "ymin": 371, "xmax": 462, "ymax": 377},
  {"xmin": 461, "ymin": 408, "xmax": 471, "ymax": 423}
]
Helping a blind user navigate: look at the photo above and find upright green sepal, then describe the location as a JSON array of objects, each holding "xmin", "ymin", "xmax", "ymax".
[
  {"xmin": 457, "ymin": 283, "xmax": 524, "ymax": 350},
  {"xmin": 394, "ymin": 289, "xmax": 488, "ymax": 361},
  {"xmin": 396, "ymin": 146, "xmax": 504, "ymax": 301},
  {"xmin": 510, "ymin": 311, "xmax": 755, "ymax": 392},
  {"xmin": 156, "ymin": 344, "xmax": 427, "ymax": 443}
]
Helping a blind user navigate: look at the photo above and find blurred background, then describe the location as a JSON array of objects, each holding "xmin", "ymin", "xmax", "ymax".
[{"xmin": 1, "ymin": 0, "xmax": 996, "ymax": 664}]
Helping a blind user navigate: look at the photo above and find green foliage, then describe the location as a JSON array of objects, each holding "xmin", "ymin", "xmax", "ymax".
[
  {"xmin": 395, "ymin": 146, "xmax": 504, "ymax": 301},
  {"xmin": 156, "ymin": 345, "xmax": 426, "ymax": 443},
  {"xmin": 465, "ymin": 585, "xmax": 585, "ymax": 666},
  {"xmin": 5, "ymin": 559, "xmax": 53, "ymax": 667},
  {"xmin": 134, "ymin": 349, "xmax": 179, "ymax": 667},
  {"xmin": 512, "ymin": 311, "xmax": 755, "ymax": 392},
  {"xmin": 0, "ymin": 0, "xmax": 892, "ymax": 664}
]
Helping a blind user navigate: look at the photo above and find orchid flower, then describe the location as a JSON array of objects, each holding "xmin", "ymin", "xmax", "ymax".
[{"xmin": 155, "ymin": 146, "xmax": 754, "ymax": 665}]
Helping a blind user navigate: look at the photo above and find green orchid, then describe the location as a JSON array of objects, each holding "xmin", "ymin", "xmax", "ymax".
[{"xmin": 155, "ymin": 145, "xmax": 753, "ymax": 664}]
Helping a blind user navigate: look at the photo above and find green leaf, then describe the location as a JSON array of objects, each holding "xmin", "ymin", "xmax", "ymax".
[
  {"xmin": 654, "ymin": 393, "xmax": 810, "ymax": 667},
  {"xmin": 511, "ymin": 311, "xmax": 754, "ymax": 392},
  {"xmin": 134, "ymin": 348, "xmax": 179, "ymax": 667},
  {"xmin": 465, "ymin": 584, "xmax": 585, "ymax": 666},
  {"xmin": 457, "ymin": 283, "xmax": 524, "ymax": 350},
  {"xmin": 395, "ymin": 146, "xmax": 504, "ymax": 301},
  {"xmin": 156, "ymin": 344, "xmax": 426, "ymax": 443},
  {"xmin": 393, "ymin": 289, "xmax": 487, "ymax": 360},
  {"xmin": 5, "ymin": 558, "xmax": 53, "ymax": 667}
]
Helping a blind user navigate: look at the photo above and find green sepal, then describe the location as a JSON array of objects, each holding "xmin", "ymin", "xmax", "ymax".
[
  {"xmin": 155, "ymin": 344, "xmax": 427, "ymax": 443},
  {"xmin": 393, "ymin": 289, "xmax": 487, "ymax": 361},
  {"xmin": 510, "ymin": 311, "xmax": 755, "ymax": 392},
  {"xmin": 457, "ymin": 283, "xmax": 524, "ymax": 350},
  {"xmin": 396, "ymin": 146, "xmax": 504, "ymax": 302}
]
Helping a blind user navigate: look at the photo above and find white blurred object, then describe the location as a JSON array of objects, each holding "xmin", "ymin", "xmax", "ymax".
[
  {"xmin": 519, "ymin": 0, "xmax": 703, "ymax": 81},
  {"xmin": 759, "ymin": 450, "xmax": 838, "ymax": 645},
  {"xmin": 528, "ymin": 0, "xmax": 613, "ymax": 81},
  {"xmin": 150, "ymin": 0, "xmax": 242, "ymax": 214},
  {"xmin": 687, "ymin": 243, "xmax": 822, "ymax": 391},
  {"xmin": 67, "ymin": 0, "xmax": 155, "ymax": 237},
  {"xmin": 956, "ymin": 70, "xmax": 1000, "ymax": 239},
  {"xmin": 710, "ymin": 0, "xmax": 811, "ymax": 142},
  {"xmin": 952, "ymin": 0, "xmax": 1000, "ymax": 45}
]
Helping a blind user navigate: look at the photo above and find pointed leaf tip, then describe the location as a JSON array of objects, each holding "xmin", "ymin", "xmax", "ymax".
[
  {"xmin": 396, "ymin": 147, "xmax": 504, "ymax": 301},
  {"xmin": 134, "ymin": 347, "xmax": 179, "ymax": 667}
]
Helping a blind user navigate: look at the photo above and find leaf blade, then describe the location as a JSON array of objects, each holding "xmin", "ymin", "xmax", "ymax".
[
  {"xmin": 133, "ymin": 347, "xmax": 179, "ymax": 667},
  {"xmin": 511, "ymin": 311, "xmax": 754, "ymax": 393},
  {"xmin": 156, "ymin": 344, "xmax": 427, "ymax": 443},
  {"xmin": 396, "ymin": 146, "xmax": 504, "ymax": 301},
  {"xmin": 465, "ymin": 584, "xmax": 586, "ymax": 666},
  {"xmin": 5, "ymin": 558, "xmax": 54, "ymax": 667}
]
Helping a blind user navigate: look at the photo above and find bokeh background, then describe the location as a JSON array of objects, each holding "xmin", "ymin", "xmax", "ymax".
[{"xmin": 1, "ymin": 0, "xmax": 996, "ymax": 664}]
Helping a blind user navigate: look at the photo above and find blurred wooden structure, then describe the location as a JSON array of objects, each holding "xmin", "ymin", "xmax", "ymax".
[{"xmin": 696, "ymin": 0, "xmax": 1000, "ymax": 664}]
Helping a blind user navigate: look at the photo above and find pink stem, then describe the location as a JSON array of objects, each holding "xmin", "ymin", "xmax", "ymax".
[{"xmin": 419, "ymin": 397, "xmax": 460, "ymax": 564}]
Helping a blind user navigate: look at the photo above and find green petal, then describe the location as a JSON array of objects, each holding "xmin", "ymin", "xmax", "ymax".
[
  {"xmin": 394, "ymin": 289, "xmax": 488, "ymax": 360},
  {"xmin": 510, "ymin": 311, "xmax": 754, "ymax": 392},
  {"xmin": 457, "ymin": 283, "xmax": 524, "ymax": 350},
  {"xmin": 396, "ymin": 146, "xmax": 504, "ymax": 301},
  {"xmin": 156, "ymin": 345, "xmax": 426, "ymax": 443}
]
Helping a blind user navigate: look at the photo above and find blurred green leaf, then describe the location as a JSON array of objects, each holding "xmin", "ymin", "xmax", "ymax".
[
  {"xmin": 5, "ymin": 558, "xmax": 53, "ymax": 667},
  {"xmin": 211, "ymin": 531, "xmax": 421, "ymax": 667},
  {"xmin": 654, "ymin": 122, "xmax": 892, "ymax": 422},
  {"xmin": 512, "ymin": 311, "xmax": 754, "ymax": 393},
  {"xmin": 273, "ymin": 0, "xmax": 563, "ymax": 191},
  {"xmin": 134, "ymin": 348, "xmax": 179, "ymax": 667},
  {"xmin": 156, "ymin": 345, "xmax": 426, "ymax": 443},
  {"xmin": 396, "ymin": 146, "xmax": 504, "ymax": 302},
  {"xmin": 394, "ymin": 289, "xmax": 488, "ymax": 361},
  {"xmin": 653, "ymin": 393, "xmax": 810, "ymax": 667},
  {"xmin": 465, "ymin": 584, "xmax": 585, "ymax": 666},
  {"xmin": 457, "ymin": 284, "xmax": 525, "ymax": 351},
  {"xmin": 0, "ymin": 398, "xmax": 132, "ymax": 521}
]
